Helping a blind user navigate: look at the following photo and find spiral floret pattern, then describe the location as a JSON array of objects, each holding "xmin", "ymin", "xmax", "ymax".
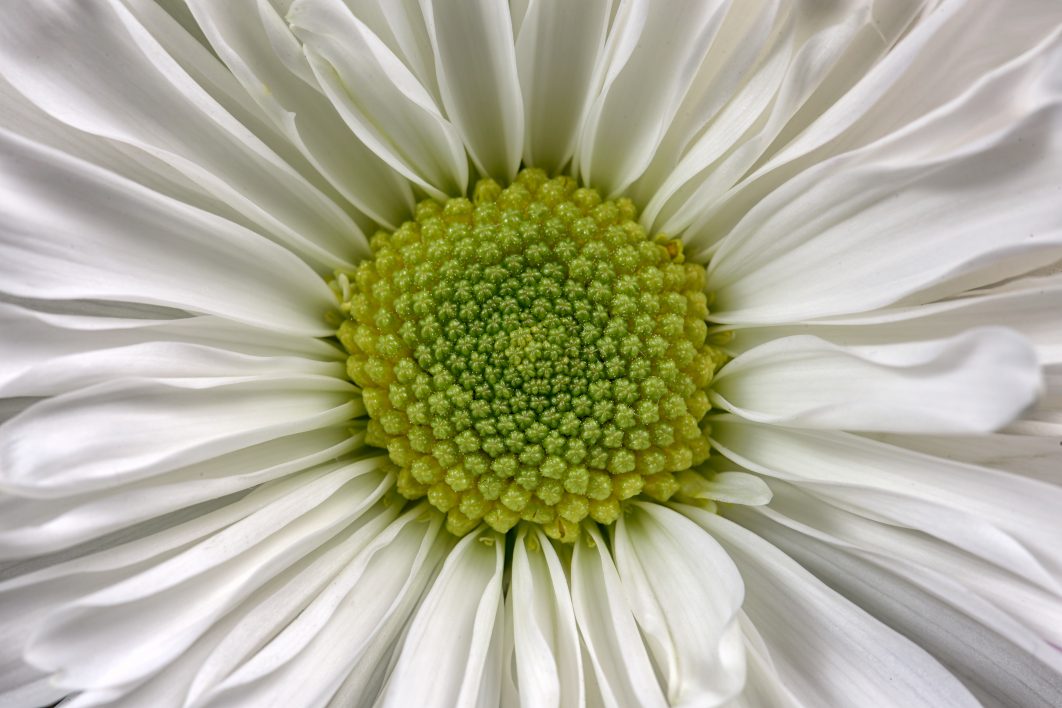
[{"xmin": 333, "ymin": 169, "xmax": 728, "ymax": 541}]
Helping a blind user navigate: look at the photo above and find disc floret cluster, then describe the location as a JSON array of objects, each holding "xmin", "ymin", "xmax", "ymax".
[{"xmin": 333, "ymin": 169, "xmax": 727, "ymax": 541}]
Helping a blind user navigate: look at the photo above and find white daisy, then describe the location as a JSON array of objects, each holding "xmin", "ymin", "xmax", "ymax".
[{"xmin": 1, "ymin": 1, "xmax": 1061, "ymax": 706}]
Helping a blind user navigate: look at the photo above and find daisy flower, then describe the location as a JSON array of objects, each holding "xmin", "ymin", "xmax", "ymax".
[{"xmin": 1, "ymin": 0, "xmax": 1061, "ymax": 706}]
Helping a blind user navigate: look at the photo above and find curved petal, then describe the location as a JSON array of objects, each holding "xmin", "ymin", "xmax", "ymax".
[
  {"xmin": 24, "ymin": 462, "xmax": 391, "ymax": 691},
  {"xmin": 711, "ymin": 328, "xmax": 1042, "ymax": 433},
  {"xmin": 288, "ymin": 0, "xmax": 468, "ymax": 198},
  {"xmin": 719, "ymin": 273, "xmax": 1062, "ymax": 364},
  {"xmin": 0, "ymin": 430, "xmax": 362, "ymax": 558},
  {"xmin": 575, "ymin": 0, "xmax": 731, "ymax": 195},
  {"xmin": 708, "ymin": 31, "xmax": 1062, "ymax": 322},
  {"xmin": 737, "ymin": 482, "xmax": 1062, "ymax": 659},
  {"xmin": 378, "ymin": 528, "xmax": 505, "ymax": 707},
  {"xmin": 736, "ymin": 503, "xmax": 1062, "ymax": 708},
  {"xmin": 639, "ymin": 0, "xmax": 925, "ymax": 234},
  {"xmin": 420, "ymin": 0, "xmax": 523, "ymax": 180},
  {"xmin": 0, "ymin": 340, "xmax": 342, "ymax": 398},
  {"xmin": 709, "ymin": 418, "xmax": 1062, "ymax": 591},
  {"xmin": 0, "ymin": 0, "xmax": 370, "ymax": 269},
  {"xmin": 571, "ymin": 524, "xmax": 667, "ymax": 708},
  {"xmin": 614, "ymin": 503, "xmax": 745, "ymax": 707},
  {"xmin": 507, "ymin": 527, "xmax": 584, "ymax": 708},
  {"xmin": 0, "ymin": 131, "xmax": 338, "ymax": 337},
  {"xmin": 192, "ymin": 506, "xmax": 447, "ymax": 708},
  {"xmin": 515, "ymin": 0, "xmax": 611, "ymax": 173},
  {"xmin": 682, "ymin": 507, "xmax": 981, "ymax": 707},
  {"xmin": 0, "ymin": 375, "xmax": 358, "ymax": 497},
  {"xmin": 0, "ymin": 304, "xmax": 343, "ymax": 386},
  {"xmin": 183, "ymin": 0, "xmax": 415, "ymax": 229},
  {"xmin": 689, "ymin": 0, "xmax": 1062, "ymax": 256}
]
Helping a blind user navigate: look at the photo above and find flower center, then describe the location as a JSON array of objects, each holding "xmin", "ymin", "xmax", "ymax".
[{"xmin": 333, "ymin": 169, "xmax": 727, "ymax": 541}]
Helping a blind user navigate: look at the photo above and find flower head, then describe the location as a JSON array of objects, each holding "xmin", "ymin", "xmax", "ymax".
[{"xmin": 1, "ymin": 1, "xmax": 1061, "ymax": 707}]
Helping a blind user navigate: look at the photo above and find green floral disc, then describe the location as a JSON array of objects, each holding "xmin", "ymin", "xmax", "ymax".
[{"xmin": 332, "ymin": 169, "xmax": 728, "ymax": 542}]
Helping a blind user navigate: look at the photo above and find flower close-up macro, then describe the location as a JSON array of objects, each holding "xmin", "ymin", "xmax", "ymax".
[{"xmin": 1, "ymin": 0, "xmax": 1061, "ymax": 706}]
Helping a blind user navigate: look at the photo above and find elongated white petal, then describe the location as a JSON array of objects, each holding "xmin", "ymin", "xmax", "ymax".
[
  {"xmin": 869, "ymin": 431, "xmax": 1062, "ymax": 485},
  {"xmin": 576, "ymin": 0, "xmax": 730, "ymax": 195},
  {"xmin": 710, "ymin": 418, "xmax": 1062, "ymax": 590},
  {"xmin": 378, "ymin": 529, "xmax": 505, "ymax": 708},
  {"xmin": 699, "ymin": 472, "xmax": 773, "ymax": 506},
  {"xmin": 0, "ymin": 304, "xmax": 343, "ymax": 381},
  {"xmin": 571, "ymin": 524, "xmax": 667, "ymax": 708},
  {"xmin": 0, "ymin": 131, "xmax": 338, "ymax": 336},
  {"xmin": 720, "ymin": 273, "xmax": 1062, "ymax": 364},
  {"xmin": 615, "ymin": 503, "xmax": 745, "ymax": 707},
  {"xmin": 0, "ymin": 341, "xmax": 341, "ymax": 398},
  {"xmin": 737, "ymin": 482, "xmax": 1062, "ymax": 657},
  {"xmin": 691, "ymin": 0, "xmax": 1062, "ymax": 255},
  {"xmin": 193, "ymin": 506, "xmax": 447, "ymax": 708},
  {"xmin": 508, "ymin": 527, "xmax": 584, "ymax": 708},
  {"xmin": 0, "ymin": 430, "xmax": 362, "ymax": 558},
  {"xmin": 515, "ymin": 0, "xmax": 610, "ymax": 172},
  {"xmin": 708, "ymin": 31, "xmax": 1062, "ymax": 321},
  {"xmin": 182, "ymin": 0, "xmax": 414, "ymax": 229},
  {"xmin": 712, "ymin": 328, "xmax": 1041, "ymax": 433},
  {"xmin": 736, "ymin": 504, "xmax": 1062, "ymax": 708},
  {"xmin": 333, "ymin": 0, "xmax": 441, "ymax": 102},
  {"xmin": 0, "ymin": 376, "xmax": 357, "ymax": 497},
  {"xmin": 642, "ymin": 0, "xmax": 925, "ymax": 235},
  {"xmin": 683, "ymin": 507, "xmax": 980, "ymax": 707},
  {"xmin": 288, "ymin": 0, "xmax": 467, "ymax": 197},
  {"xmin": 25, "ymin": 463, "xmax": 391, "ymax": 691},
  {"xmin": 420, "ymin": 0, "xmax": 523, "ymax": 180},
  {"xmin": 0, "ymin": 0, "xmax": 369, "ymax": 269},
  {"xmin": 727, "ymin": 614, "xmax": 806, "ymax": 708}
]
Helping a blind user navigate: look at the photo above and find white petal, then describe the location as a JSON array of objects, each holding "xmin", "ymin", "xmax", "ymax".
[
  {"xmin": 682, "ymin": 507, "xmax": 980, "ymax": 707},
  {"xmin": 738, "ymin": 481, "xmax": 1062, "ymax": 660},
  {"xmin": 345, "ymin": 0, "xmax": 441, "ymax": 100},
  {"xmin": 0, "ymin": 304, "xmax": 343, "ymax": 380},
  {"xmin": 378, "ymin": 529, "xmax": 505, "ymax": 708},
  {"xmin": 710, "ymin": 418, "xmax": 1062, "ymax": 591},
  {"xmin": 868, "ymin": 431, "xmax": 1062, "ymax": 485},
  {"xmin": 726, "ymin": 614, "xmax": 805, "ymax": 708},
  {"xmin": 25, "ymin": 462, "xmax": 391, "ymax": 691},
  {"xmin": 507, "ymin": 527, "xmax": 584, "ymax": 708},
  {"xmin": 420, "ymin": 0, "xmax": 523, "ymax": 180},
  {"xmin": 0, "ymin": 429, "xmax": 361, "ymax": 558},
  {"xmin": 575, "ymin": 0, "xmax": 731, "ymax": 195},
  {"xmin": 708, "ymin": 32, "xmax": 1062, "ymax": 322},
  {"xmin": 0, "ymin": 676, "xmax": 67, "ymax": 708},
  {"xmin": 571, "ymin": 524, "xmax": 667, "ymax": 708},
  {"xmin": 615, "ymin": 503, "xmax": 745, "ymax": 707},
  {"xmin": 0, "ymin": 131, "xmax": 338, "ymax": 336},
  {"xmin": 52, "ymin": 504, "xmax": 398, "ymax": 707},
  {"xmin": 0, "ymin": 340, "xmax": 341, "ymax": 398},
  {"xmin": 691, "ymin": 0, "xmax": 1062, "ymax": 257},
  {"xmin": 0, "ymin": 375, "xmax": 357, "ymax": 497},
  {"xmin": 515, "ymin": 0, "xmax": 610, "ymax": 173},
  {"xmin": 193, "ymin": 506, "xmax": 447, "ymax": 707},
  {"xmin": 627, "ymin": 0, "xmax": 787, "ymax": 212},
  {"xmin": 700, "ymin": 472, "xmax": 773, "ymax": 506},
  {"xmin": 711, "ymin": 328, "xmax": 1041, "ymax": 433},
  {"xmin": 0, "ymin": 0, "xmax": 378, "ymax": 269},
  {"xmin": 182, "ymin": 0, "xmax": 415, "ymax": 229},
  {"xmin": 640, "ymin": 1, "xmax": 924, "ymax": 234},
  {"xmin": 0, "ymin": 473, "xmax": 337, "ymax": 694},
  {"xmin": 288, "ymin": 0, "xmax": 468, "ymax": 197},
  {"xmin": 735, "ymin": 503, "xmax": 1062, "ymax": 708},
  {"xmin": 0, "ymin": 69, "xmax": 248, "ymax": 231},
  {"xmin": 720, "ymin": 273, "xmax": 1062, "ymax": 364}
]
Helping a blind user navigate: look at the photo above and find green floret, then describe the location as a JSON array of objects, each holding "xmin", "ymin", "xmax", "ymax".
[{"xmin": 332, "ymin": 169, "xmax": 727, "ymax": 542}]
